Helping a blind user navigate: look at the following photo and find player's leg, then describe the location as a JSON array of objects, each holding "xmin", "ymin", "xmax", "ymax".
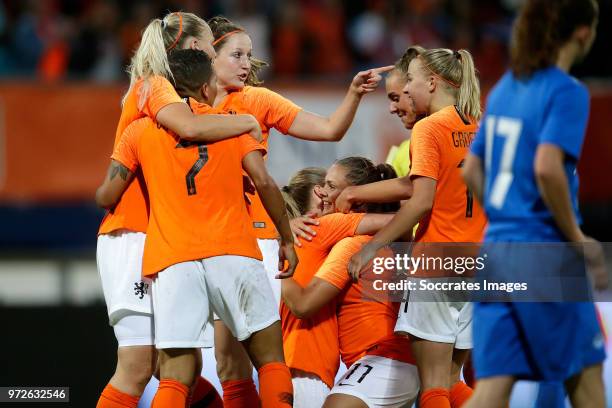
[
  {"xmin": 395, "ymin": 295, "xmax": 462, "ymax": 408},
  {"xmin": 242, "ymin": 321, "xmax": 293, "ymax": 407},
  {"xmin": 203, "ymin": 255, "xmax": 293, "ymax": 407},
  {"xmin": 324, "ymin": 394, "xmax": 368, "ymax": 408},
  {"xmin": 214, "ymin": 320, "xmax": 259, "ymax": 407},
  {"xmin": 150, "ymin": 261, "xmax": 212, "ymax": 408},
  {"xmin": 565, "ymin": 363, "xmax": 605, "ymax": 408},
  {"xmin": 449, "ymin": 303, "xmax": 474, "ymax": 408},
  {"xmin": 96, "ymin": 231, "xmax": 155, "ymax": 408},
  {"xmin": 324, "ymin": 355, "xmax": 419, "ymax": 408},
  {"xmin": 449, "ymin": 348, "xmax": 472, "ymax": 408},
  {"xmin": 188, "ymin": 349, "xmax": 223, "ymax": 407},
  {"xmin": 410, "ymin": 337, "xmax": 454, "ymax": 408},
  {"xmin": 462, "ymin": 376, "xmax": 514, "ymax": 408},
  {"xmin": 152, "ymin": 348, "xmax": 199, "ymax": 407},
  {"xmin": 564, "ymin": 301, "xmax": 607, "ymax": 408}
]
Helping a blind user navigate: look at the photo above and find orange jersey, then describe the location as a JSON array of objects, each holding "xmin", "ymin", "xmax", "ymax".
[
  {"xmin": 409, "ymin": 106, "xmax": 486, "ymax": 243},
  {"xmin": 315, "ymin": 236, "xmax": 415, "ymax": 367},
  {"xmin": 111, "ymin": 99, "xmax": 265, "ymax": 276},
  {"xmin": 280, "ymin": 212, "xmax": 364, "ymax": 388},
  {"xmin": 99, "ymin": 76, "xmax": 183, "ymax": 235},
  {"xmin": 216, "ymin": 86, "xmax": 302, "ymax": 239}
]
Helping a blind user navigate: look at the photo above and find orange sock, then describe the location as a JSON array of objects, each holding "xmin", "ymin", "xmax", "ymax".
[
  {"xmin": 420, "ymin": 387, "xmax": 451, "ymax": 408},
  {"xmin": 450, "ymin": 381, "xmax": 473, "ymax": 408},
  {"xmin": 221, "ymin": 378, "xmax": 259, "ymax": 408},
  {"xmin": 257, "ymin": 362, "xmax": 293, "ymax": 408},
  {"xmin": 151, "ymin": 379, "xmax": 189, "ymax": 408},
  {"xmin": 96, "ymin": 384, "xmax": 139, "ymax": 408},
  {"xmin": 189, "ymin": 376, "xmax": 222, "ymax": 407}
]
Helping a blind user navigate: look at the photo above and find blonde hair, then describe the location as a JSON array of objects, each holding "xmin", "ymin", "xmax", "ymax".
[
  {"xmin": 281, "ymin": 167, "xmax": 326, "ymax": 219},
  {"xmin": 124, "ymin": 12, "xmax": 211, "ymax": 106},
  {"xmin": 416, "ymin": 48, "xmax": 481, "ymax": 122},
  {"xmin": 394, "ymin": 45, "xmax": 426, "ymax": 77}
]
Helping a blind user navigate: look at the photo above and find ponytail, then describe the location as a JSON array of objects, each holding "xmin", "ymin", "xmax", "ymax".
[
  {"xmin": 281, "ymin": 167, "xmax": 326, "ymax": 218},
  {"xmin": 334, "ymin": 158, "xmax": 400, "ymax": 213},
  {"xmin": 123, "ymin": 12, "xmax": 211, "ymax": 106},
  {"xmin": 456, "ymin": 49, "xmax": 481, "ymax": 122},
  {"xmin": 416, "ymin": 48, "xmax": 481, "ymax": 122},
  {"xmin": 366, "ymin": 164, "xmax": 400, "ymax": 213},
  {"xmin": 376, "ymin": 163, "xmax": 397, "ymax": 182},
  {"xmin": 124, "ymin": 19, "xmax": 172, "ymax": 106}
]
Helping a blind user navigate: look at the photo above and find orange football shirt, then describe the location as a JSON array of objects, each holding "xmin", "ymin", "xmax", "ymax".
[
  {"xmin": 111, "ymin": 100, "xmax": 265, "ymax": 276},
  {"xmin": 280, "ymin": 212, "xmax": 364, "ymax": 388},
  {"xmin": 216, "ymin": 86, "xmax": 302, "ymax": 239},
  {"xmin": 315, "ymin": 236, "xmax": 415, "ymax": 367},
  {"xmin": 99, "ymin": 75, "xmax": 183, "ymax": 235},
  {"xmin": 409, "ymin": 105, "xmax": 486, "ymax": 243}
]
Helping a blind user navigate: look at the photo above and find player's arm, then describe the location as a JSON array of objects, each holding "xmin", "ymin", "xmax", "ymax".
[
  {"xmin": 534, "ymin": 144, "xmax": 583, "ymax": 242},
  {"xmin": 336, "ymin": 176, "xmax": 413, "ymax": 213},
  {"xmin": 288, "ymin": 66, "xmax": 394, "ymax": 142},
  {"xmin": 95, "ymin": 160, "xmax": 136, "ymax": 209},
  {"xmin": 281, "ymin": 277, "xmax": 340, "ymax": 319},
  {"xmin": 348, "ymin": 176, "xmax": 435, "ymax": 281},
  {"xmin": 462, "ymin": 153, "xmax": 484, "ymax": 205},
  {"xmin": 355, "ymin": 213, "xmax": 395, "ymax": 235},
  {"xmin": 157, "ymin": 103, "xmax": 263, "ymax": 143},
  {"xmin": 242, "ymin": 151, "xmax": 297, "ymax": 278}
]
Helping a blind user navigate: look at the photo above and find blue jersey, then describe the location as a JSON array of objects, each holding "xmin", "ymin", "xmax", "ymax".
[{"xmin": 471, "ymin": 67, "xmax": 589, "ymax": 241}]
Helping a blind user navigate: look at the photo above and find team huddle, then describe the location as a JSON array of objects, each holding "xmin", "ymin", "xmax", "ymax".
[{"xmin": 94, "ymin": 1, "xmax": 607, "ymax": 407}]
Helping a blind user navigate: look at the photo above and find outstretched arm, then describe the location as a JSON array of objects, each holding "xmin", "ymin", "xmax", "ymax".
[{"xmin": 287, "ymin": 66, "xmax": 394, "ymax": 142}]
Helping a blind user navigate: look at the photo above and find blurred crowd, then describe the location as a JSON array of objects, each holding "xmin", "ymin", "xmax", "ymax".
[{"xmin": 0, "ymin": 0, "xmax": 610, "ymax": 85}]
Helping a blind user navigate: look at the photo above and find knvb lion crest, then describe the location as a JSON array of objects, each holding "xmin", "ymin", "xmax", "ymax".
[{"xmin": 133, "ymin": 281, "xmax": 149, "ymax": 299}]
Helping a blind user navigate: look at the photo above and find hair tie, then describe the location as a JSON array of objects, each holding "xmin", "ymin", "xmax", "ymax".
[
  {"xmin": 454, "ymin": 50, "xmax": 461, "ymax": 60},
  {"xmin": 166, "ymin": 12, "xmax": 183, "ymax": 51},
  {"xmin": 281, "ymin": 185, "xmax": 290, "ymax": 193},
  {"xmin": 212, "ymin": 29, "xmax": 244, "ymax": 46},
  {"xmin": 161, "ymin": 19, "xmax": 167, "ymax": 29}
]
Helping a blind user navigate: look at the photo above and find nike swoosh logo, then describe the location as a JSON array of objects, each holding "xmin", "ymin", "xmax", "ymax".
[{"xmin": 338, "ymin": 383, "xmax": 354, "ymax": 387}]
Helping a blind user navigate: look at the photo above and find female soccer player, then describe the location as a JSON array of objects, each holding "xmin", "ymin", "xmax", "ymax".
[
  {"xmin": 462, "ymin": 1, "xmax": 606, "ymax": 407},
  {"xmin": 280, "ymin": 161, "xmax": 397, "ymax": 407},
  {"xmin": 96, "ymin": 11, "xmax": 260, "ymax": 408},
  {"xmin": 282, "ymin": 158, "xmax": 420, "ymax": 408},
  {"xmin": 346, "ymin": 48, "xmax": 487, "ymax": 408},
  {"xmin": 206, "ymin": 15, "xmax": 393, "ymax": 405},
  {"xmin": 334, "ymin": 47, "xmax": 426, "ymax": 212},
  {"xmin": 385, "ymin": 46, "xmax": 426, "ymax": 177},
  {"xmin": 98, "ymin": 48, "xmax": 297, "ymax": 408},
  {"xmin": 209, "ymin": 15, "xmax": 393, "ymax": 296}
]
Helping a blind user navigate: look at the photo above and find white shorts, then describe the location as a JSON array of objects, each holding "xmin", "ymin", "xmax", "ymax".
[
  {"xmin": 153, "ymin": 255, "xmax": 279, "ymax": 349},
  {"xmin": 329, "ymin": 355, "xmax": 419, "ymax": 408},
  {"xmin": 395, "ymin": 287, "xmax": 473, "ymax": 349},
  {"xmin": 292, "ymin": 376, "xmax": 330, "ymax": 408},
  {"xmin": 113, "ymin": 314, "xmax": 155, "ymax": 347},
  {"xmin": 257, "ymin": 238, "xmax": 281, "ymax": 305},
  {"xmin": 97, "ymin": 231, "xmax": 153, "ymax": 326}
]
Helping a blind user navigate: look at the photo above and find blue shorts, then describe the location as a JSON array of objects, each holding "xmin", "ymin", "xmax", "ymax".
[{"xmin": 473, "ymin": 301, "xmax": 606, "ymax": 381}]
